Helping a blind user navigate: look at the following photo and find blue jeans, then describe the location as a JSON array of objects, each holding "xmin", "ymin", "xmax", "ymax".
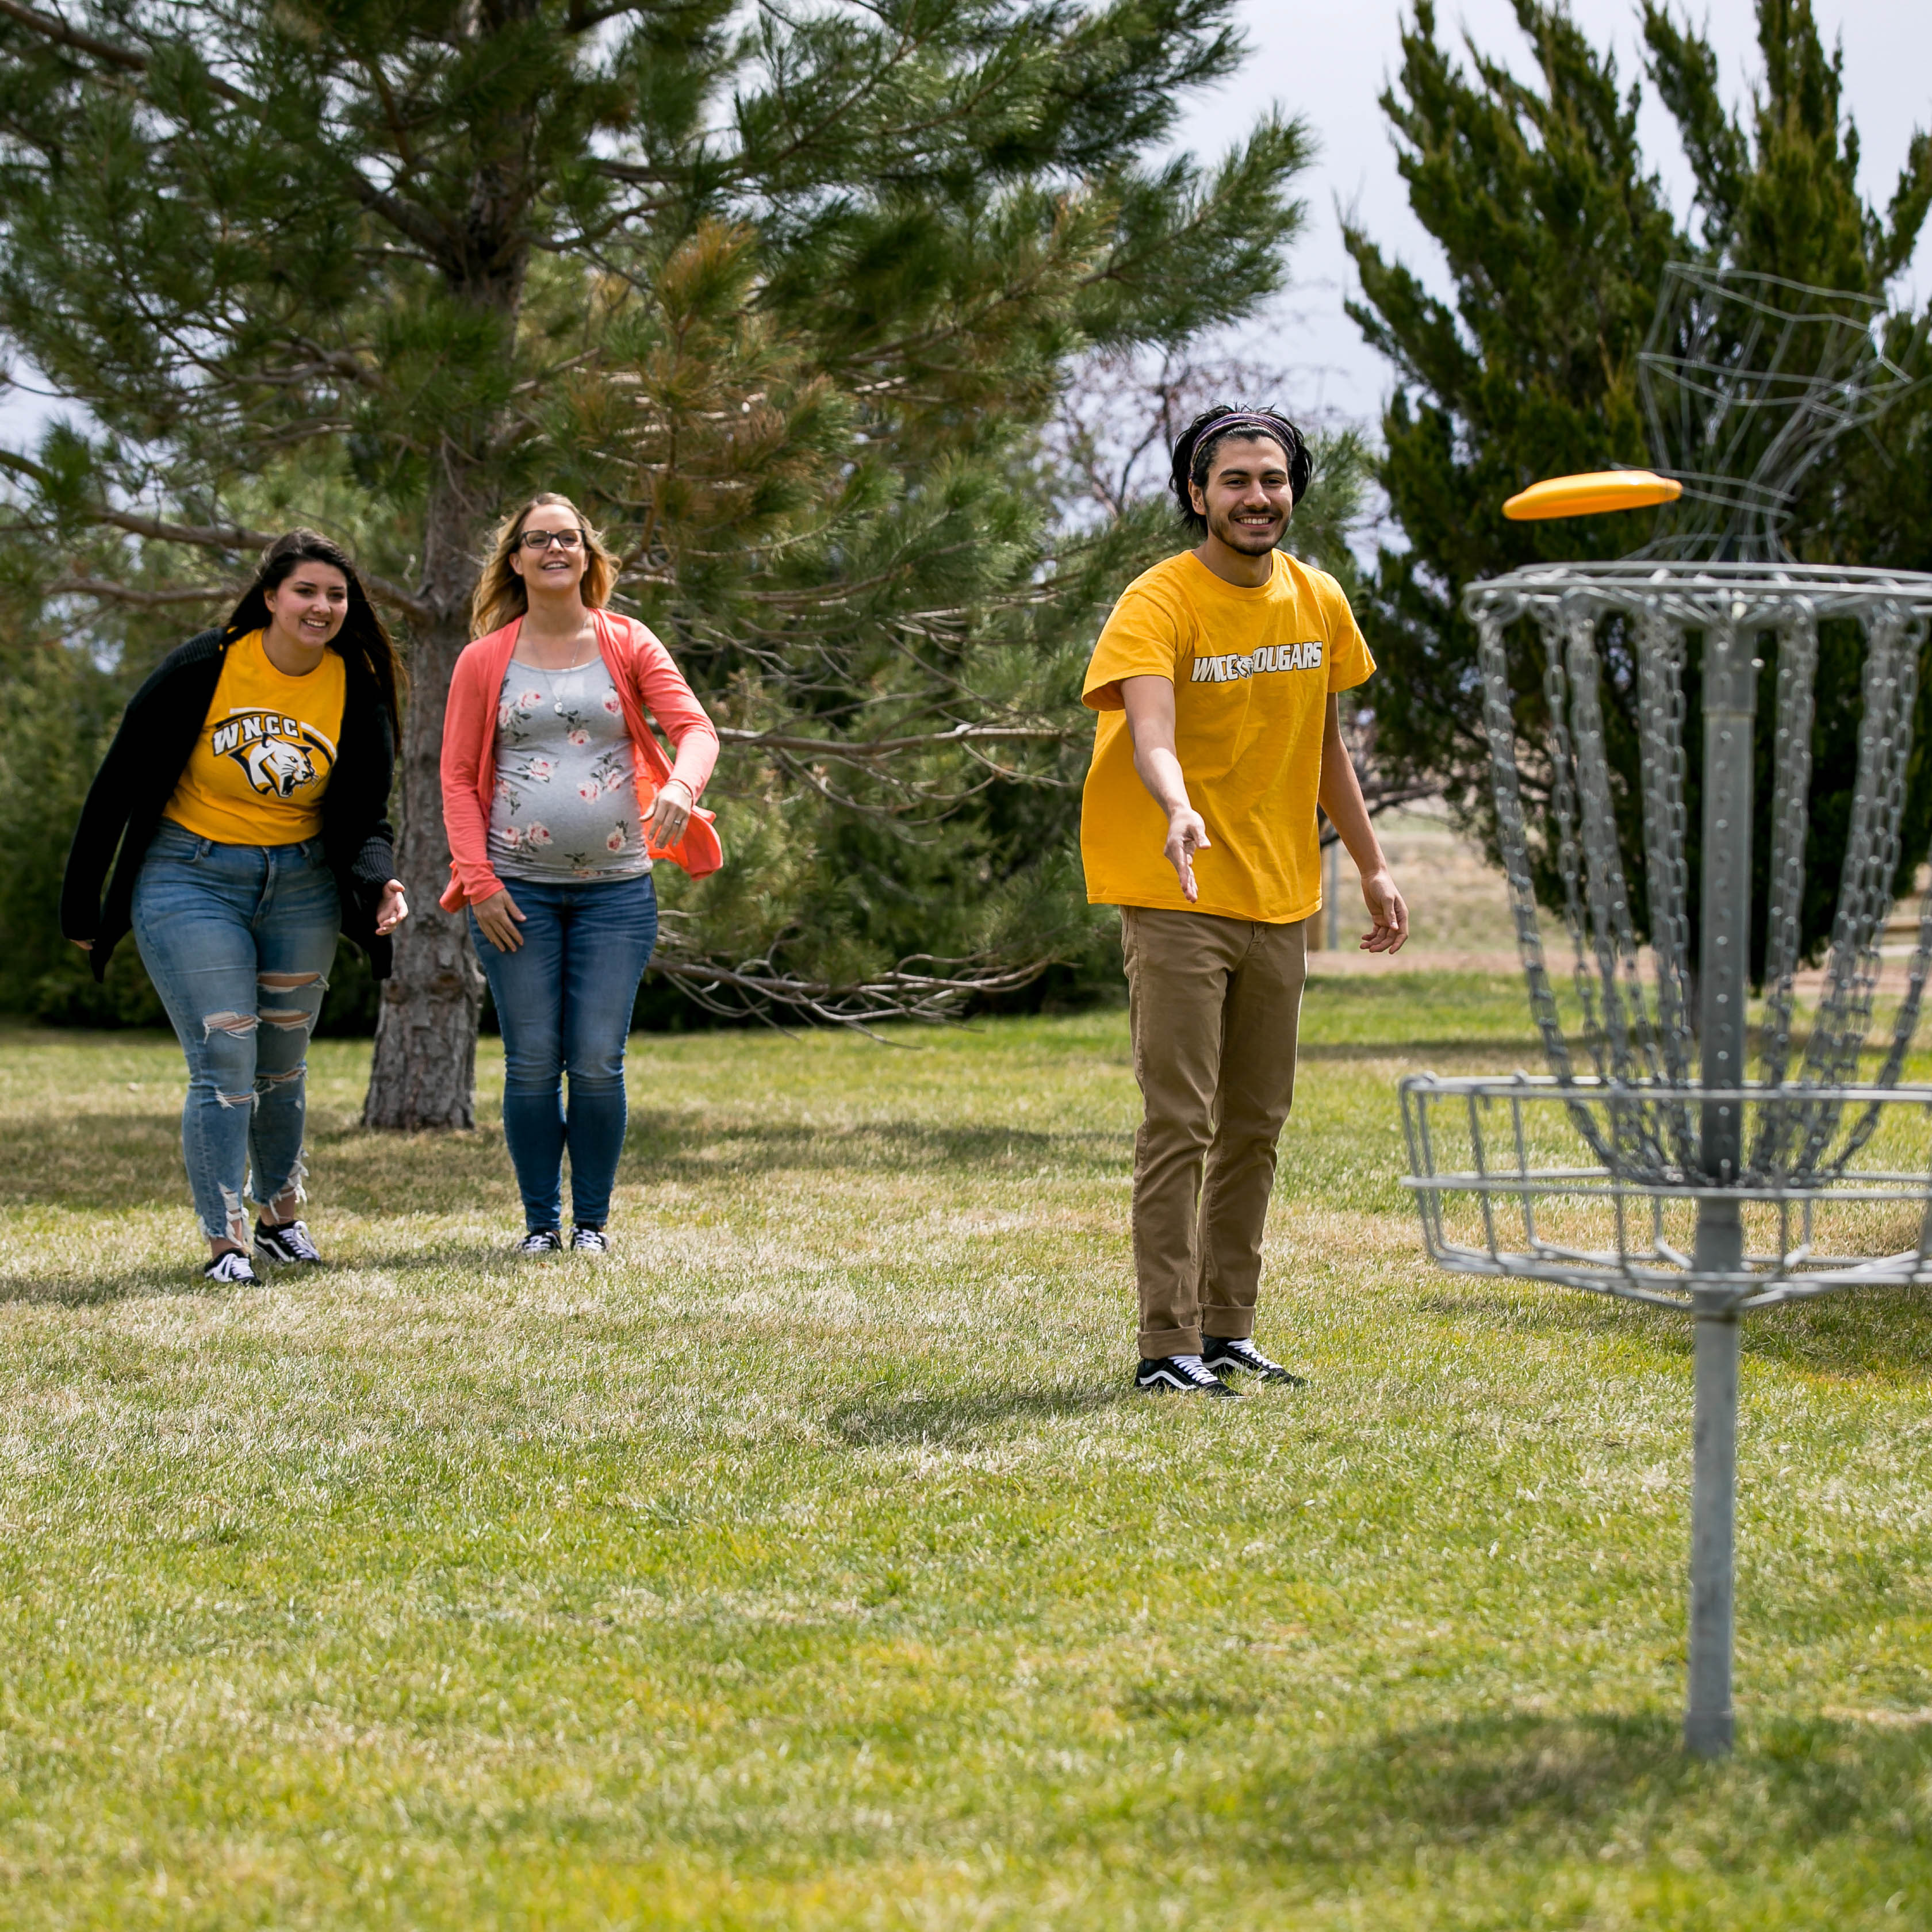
[
  {"xmin": 470, "ymin": 873, "xmax": 658, "ymax": 1232},
  {"xmin": 132, "ymin": 823, "xmax": 340, "ymax": 1246}
]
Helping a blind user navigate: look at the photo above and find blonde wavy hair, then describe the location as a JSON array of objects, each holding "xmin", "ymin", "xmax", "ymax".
[{"xmin": 470, "ymin": 492, "xmax": 621, "ymax": 636}]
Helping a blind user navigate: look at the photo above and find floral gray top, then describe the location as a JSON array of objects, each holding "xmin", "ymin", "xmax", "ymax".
[{"xmin": 487, "ymin": 657, "xmax": 651, "ymax": 881}]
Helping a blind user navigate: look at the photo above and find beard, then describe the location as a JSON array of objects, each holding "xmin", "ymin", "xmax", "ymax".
[{"xmin": 1207, "ymin": 504, "xmax": 1285, "ymax": 554}]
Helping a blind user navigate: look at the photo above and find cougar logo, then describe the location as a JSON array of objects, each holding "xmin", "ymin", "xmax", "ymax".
[
  {"xmin": 241, "ymin": 738, "xmax": 316, "ymax": 797},
  {"xmin": 212, "ymin": 711, "xmax": 334, "ymax": 798}
]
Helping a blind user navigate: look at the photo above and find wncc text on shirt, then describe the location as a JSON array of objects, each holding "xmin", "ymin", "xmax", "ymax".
[{"xmin": 1189, "ymin": 641, "xmax": 1325, "ymax": 685}]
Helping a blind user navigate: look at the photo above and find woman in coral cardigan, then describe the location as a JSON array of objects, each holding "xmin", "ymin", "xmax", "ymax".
[{"xmin": 442, "ymin": 494, "xmax": 720, "ymax": 1253}]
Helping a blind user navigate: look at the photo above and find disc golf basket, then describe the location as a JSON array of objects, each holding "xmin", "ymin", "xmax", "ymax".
[{"xmin": 1401, "ymin": 266, "xmax": 1932, "ymax": 1755}]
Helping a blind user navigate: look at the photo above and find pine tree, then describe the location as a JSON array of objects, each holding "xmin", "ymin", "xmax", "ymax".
[
  {"xmin": 1346, "ymin": 0, "xmax": 1932, "ymax": 969},
  {"xmin": 0, "ymin": 0, "xmax": 1309, "ymax": 1124}
]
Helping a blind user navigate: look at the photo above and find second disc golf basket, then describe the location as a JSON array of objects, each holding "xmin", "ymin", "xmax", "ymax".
[{"xmin": 1401, "ymin": 266, "xmax": 1932, "ymax": 1755}]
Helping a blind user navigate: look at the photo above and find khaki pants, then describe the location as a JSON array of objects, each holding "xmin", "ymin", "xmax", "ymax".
[{"xmin": 1122, "ymin": 907, "xmax": 1308, "ymax": 1358}]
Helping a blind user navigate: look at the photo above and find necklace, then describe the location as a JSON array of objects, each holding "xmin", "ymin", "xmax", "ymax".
[{"xmin": 546, "ymin": 650, "xmax": 605, "ymax": 715}]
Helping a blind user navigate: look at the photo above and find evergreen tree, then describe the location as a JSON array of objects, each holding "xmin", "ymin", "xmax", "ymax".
[
  {"xmin": 0, "ymin": 0, "xmax": 1309, "ymax": 1124},
  {"xmin": 1346, "ymin": 0, "xmax": 1932, "ymax": 971}
]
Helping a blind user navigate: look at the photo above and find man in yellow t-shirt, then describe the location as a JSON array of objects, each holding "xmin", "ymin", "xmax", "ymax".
[{"xmin": 1080, "ymin": 405, "xmax": 1409, "ymax": 1397}]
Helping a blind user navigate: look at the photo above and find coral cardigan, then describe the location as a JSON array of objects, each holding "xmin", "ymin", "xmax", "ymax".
[{"xmin": 439, "ymin": 608, "xmax": 722, "ymax": 911}]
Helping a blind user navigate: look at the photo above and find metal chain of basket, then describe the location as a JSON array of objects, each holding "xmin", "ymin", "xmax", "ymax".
[{"xmin": 1473, "ymin": 569, "xmax": 1932, "ymax": 1191}]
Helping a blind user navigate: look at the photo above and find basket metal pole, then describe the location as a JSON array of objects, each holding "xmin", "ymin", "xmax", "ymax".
[
  {"xmin": 1686, "ymin": 1297, "xmax": 1740, "ymax": 1755},
  {"xmin": 1685, "ymin": 617, "xmax": 1755, "ymax": 1757}
]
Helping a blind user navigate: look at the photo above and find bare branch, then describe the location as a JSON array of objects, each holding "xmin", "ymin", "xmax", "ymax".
[
  {"xmin": 46, "ymin": 576, "xmax": 233, "ymax": 607},
  {"xmin": 0, "ymin": 447, "xmax": 59, "ymax": 490},
  {"xmin": 83, "ymin": 508, "xmax": 430, "ymax": 621},
  {"xmin": 0, "ymin": 0, "xmax": 154, "ymax": 77},
  {"xmin": 0, "ymin": 464, "xmax": 434, "ymax": 624}
]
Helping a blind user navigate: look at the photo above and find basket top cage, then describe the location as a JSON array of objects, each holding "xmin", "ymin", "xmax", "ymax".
[
  {"xmin": 1635, "ymin": 264, "xmax": 1918, "ymax": 562},
  {"xmin": 1452, "ymin": 264, "xmax": 1932, "ymax": 1209}
]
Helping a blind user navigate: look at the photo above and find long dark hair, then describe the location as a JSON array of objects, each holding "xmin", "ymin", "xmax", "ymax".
[
  {"xmin": 1169, "ymin": 405, "xmax": 1313, "ymax": 539},
  {"xmin": 223, "ymin": 530, "xmax": 404, "ymax": 734}
]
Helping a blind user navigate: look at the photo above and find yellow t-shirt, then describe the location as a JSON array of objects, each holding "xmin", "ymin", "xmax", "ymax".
[
  {"xmin": 164, "ymin": 631, "xmax": 347, "ymax": 846},
  {"xmin": 1079, "ymin": 550, "xmax": 1373, "ymax": 923}
]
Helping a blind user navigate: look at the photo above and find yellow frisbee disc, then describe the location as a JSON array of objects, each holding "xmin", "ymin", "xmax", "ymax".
[{"xmin": 1502, "ymin": 470, "xmax": 1684, "ymax": 520}]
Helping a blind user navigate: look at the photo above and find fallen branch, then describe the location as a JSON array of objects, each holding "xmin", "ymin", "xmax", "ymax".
[
  {"xmin": 1317, "ymin": 779, "xmax": 1441, "ymax": 845},
  {"xmin": 651, "ymin": 944, "xmax": 1053, "ymax": 1034},
  {"xmin": 715, "ymin": 722, "xmax": 1078, "ymax": 758}
]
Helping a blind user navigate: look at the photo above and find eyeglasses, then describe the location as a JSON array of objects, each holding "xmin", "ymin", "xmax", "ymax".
[{"xmin": 519, "ymin": 529, "xmax": 584, "ymax": 551}]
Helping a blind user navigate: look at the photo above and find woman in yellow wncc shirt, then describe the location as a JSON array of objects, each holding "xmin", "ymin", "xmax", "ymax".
[{"xmin": 62, "ymin": 532, "xmax": 408, "ymax": 1285}]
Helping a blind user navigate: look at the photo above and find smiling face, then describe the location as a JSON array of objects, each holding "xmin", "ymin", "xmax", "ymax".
[
  {"xmin": 510, "ymin": 500, "xmax": 589, "ymax": 599},
  {"xmin": 1190, "ymin": 433, "xmax": 1295, "ymax": 557},
  {"xmin": 262, "ymin": 562, "xmax": 349, "ymax": 648}
]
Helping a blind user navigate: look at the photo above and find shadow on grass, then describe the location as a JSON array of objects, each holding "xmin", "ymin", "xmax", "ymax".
[
  {"xmin": 1219, "ymin": 1707, "xmax": 1932, "ymax": 1869},
  {"xmin": 1297, "ymin": 1039, "xmax": 1545, "ymax": 1064},
  {"xmin": 1743, "ymin": 1285, "xmax": 1932, "ymax": 1383},
  {"xmin": 1414, "ymin": 1285, "xmax": 1674, "ymax": 1343},
  {"xmin": 621, "ymin": 1112, "xmax": 1125, "ymax": 1182},
  {"xmin": 0, "ymin": 1237, "xmax": 535, "ymax": 1308},
  {"xmin": 1307, "ymin": 1711, "xmax": 1681, "ymax": 1844},
  {"xmin": 0, "ymin": 1264, "xmax": 218, "ymax": 1308},
  {"xmin": 0, "ymin": 1105, "xmax": 1130, "ymax": 1216},
  {"xmin": 1416, "ymin": 1280, "xmax": 1932, "ymax": 1381},
  {"xmin": 827, "ymin": 1383, "xmax": 1125, "ymax": 1447},
  {"xmin": 0, "ymin": 1114, "xmax": 186, "ymax": 1211}
]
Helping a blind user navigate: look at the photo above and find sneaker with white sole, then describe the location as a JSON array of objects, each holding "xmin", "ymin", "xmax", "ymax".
[
  {"xmin": 1135, "ymin": 1353, "xmax": 1239, "ymax": 1397},
  {"xmin": 254, "ymin": 1218, "xmax": 323, "ymax": 1265},
  {"xmin": 570, "ymin": 1225, "xmax": 608, "ymax": 1253},
  {"xmin": 1201, "ymin": 1336, "xmax": 1306, "ymax": 1386},
  {"xmin": 204, "ymin": 1249, "xmax": 259, "ymax": 1287},
  {"xmin": 513, "ymin": 1228, "xmax": 565, "ymax": 1255}
]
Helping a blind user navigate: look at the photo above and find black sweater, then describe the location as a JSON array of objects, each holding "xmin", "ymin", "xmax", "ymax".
[{"xmin": 60, "ymin": 630, "xmax": 398, "ymax": 982}]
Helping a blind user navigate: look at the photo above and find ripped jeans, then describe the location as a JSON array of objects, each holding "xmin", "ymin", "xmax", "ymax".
[{"xmin": 132, "ymin": 823, "xmax": 340, "ymax": 1246}]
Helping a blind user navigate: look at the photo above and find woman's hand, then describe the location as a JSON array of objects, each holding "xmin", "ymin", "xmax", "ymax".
[
  {"xmin": 472, "ymin": 887, "xmax": 526, "ymax": 954},
  {"xmin": 374, "ymin": 880, "xmax": 409, "ymax": 936},
  {"xmin": 647, "ymin": 778, "xmax": 694, "ymax": 850},
  {"xmin": 72, "ymin": 938, "xmax": 93, "ymax": 952}
]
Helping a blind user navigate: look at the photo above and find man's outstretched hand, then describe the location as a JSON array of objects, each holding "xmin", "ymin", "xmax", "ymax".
[
  {"xmin": 1165, "ymin": 806, "xmax": 1211, "ymax": 903},
  {"xmin": 1359, "ymin": 866, "xmax": 1409, "ymax": 953}
]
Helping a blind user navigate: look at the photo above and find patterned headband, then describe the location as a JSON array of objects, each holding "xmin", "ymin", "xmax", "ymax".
[
  {"xmin": 1198, "ymin": 412, "xmax": 1297, "ymax": 444},
  {"xmin": 1189, "ymin": 413, "xmax": 1301, "ymax": 467}
]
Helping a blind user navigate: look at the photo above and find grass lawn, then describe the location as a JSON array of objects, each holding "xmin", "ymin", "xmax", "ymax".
[{"xmin": 3, "ymin": 975, "xmax": 1932, "ymax": 1928}]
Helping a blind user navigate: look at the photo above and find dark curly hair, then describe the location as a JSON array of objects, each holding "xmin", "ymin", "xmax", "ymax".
[
  {"xmin": 1169, "ymin": 405, "xmax": 1312, "ymax": 539},
  {"xmin": 223, "ymin": 529, "xmax": 404, "ymax": 735}
]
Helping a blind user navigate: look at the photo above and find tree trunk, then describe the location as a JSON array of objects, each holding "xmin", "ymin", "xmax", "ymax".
[
  {"xmin": 362, "ymin": 455, "xmax": 493, "ymax": 1130},
  {"xmin": 361, "ymin": 98, "xmax": 534, "ymax": 1131}
]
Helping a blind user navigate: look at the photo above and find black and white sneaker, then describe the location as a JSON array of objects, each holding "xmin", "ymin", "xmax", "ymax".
[
  {"xmin": 1136, "ymin": 1353, "xmax": 1239, "ymax": 1397},
  {"xmin": 203, "ymin": 1249, "xmax": 259, "ymax": 1287},
  {"xmin": 513, "ymin": 1229, "xmax": 565, "ymax": 1255},
  {"xmin": 570, "ymin": 1225, "xmax": 608, "ymax": 1253},
  {"xmin": 1201, "ymin": 1335, "xmax": 1305, "ymax": 1386},
  {"xmin": 254, "ymin": 1218, "xmax": 323, "ymax": 1265}
]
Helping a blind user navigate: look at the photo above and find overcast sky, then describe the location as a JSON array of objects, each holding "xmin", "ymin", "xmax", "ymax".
[{"xmin": 1174, "ymin": 0, "xmax": 1932, "ymax": 427}]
